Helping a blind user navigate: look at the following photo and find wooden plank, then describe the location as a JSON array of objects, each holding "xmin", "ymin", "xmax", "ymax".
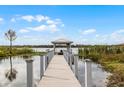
[{"xmin": 38, "ymin": 55, "xmax": 81, "ymax": 87}]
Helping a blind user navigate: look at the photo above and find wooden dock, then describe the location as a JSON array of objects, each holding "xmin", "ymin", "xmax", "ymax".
[{"xmin": 38, "ymin": 55, "xmax": 81, "ymax": 87}]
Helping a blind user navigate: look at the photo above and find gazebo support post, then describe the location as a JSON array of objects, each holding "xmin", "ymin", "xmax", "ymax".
[{"xmin": 51, "ymin": 39, "xmax": 73, "ymax": 55}]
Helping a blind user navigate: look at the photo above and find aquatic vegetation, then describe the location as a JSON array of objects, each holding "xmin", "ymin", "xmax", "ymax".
[
  {"xmin": 0, "ymin": 47, "xmax": 45, "ymax": 58},
  {"xmin": 78, "ymin": 45, "xmax": 124, "ymax": 87}
]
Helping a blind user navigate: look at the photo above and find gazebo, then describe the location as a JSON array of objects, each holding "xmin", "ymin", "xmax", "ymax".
[{"xmin": 51, "ymin": 38, "xmax": 73, "ymax": 54}]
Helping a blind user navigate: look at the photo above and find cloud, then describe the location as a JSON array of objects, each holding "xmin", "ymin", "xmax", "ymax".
[
  {"xmin": 48, "ymin": 24, "xmax": 59, "ymax": 32},
  {"xmin": 95, "ymin": 34, "xmax": 100, "ymax": 37},
  {"xmin": 35, "ymin": 15, "xmax": 49, "ymax": 22},
  {"xmin": 23, "ymin": 16, "xmax": 64, "ymax": 32},
  {"xmin": 61, "ymin": 24, "xmax": 65, "ymax": 27},
  {"xmin": 10, "ymin": 18, "xmax": 16, "ymax": 22},
  {"xmin": 19, "ymin": 29, "xmax": 29, "ymax": 33},
  {"xmin": 27, "ymin": 25, "xmax": 47, "ymax": 32},
  {"xmin": 21, "ymin": 15, "xmax": 49, "ymax": 22},
  {"xmin": 46, "ymin": 18, "xmax": 63, "ymax": 26},
  {"xmin": 81, "ymin": 29, "xmax": 124, "ymax": 45},
  {"xmin": 20, "ymin": 15, "xmax": 64, "ymax": 32},
  {"xmin": 112, "ymin": 29, "xmax": 124, "ymax": 34},
  {"xmin": 109, "ymin": 29, "xmax": 124, "ymax": 43},
  {"xmin": 21, "ymin": 15, "xmax": 34, "ymax": 22},
  {"xmin": 46, "ymin": 20, "xmax": 55, "ymax": 25},
  {"xmin": 80, "ymin": 29, "xmax": 96, "ymax": 35},
  {"xmin": 27, "ymin": 24, "xmax": 60, "ymax": 32},
  {"xmin": 0, "ymin": 17, "xmax": 4, "ymax": 22}
]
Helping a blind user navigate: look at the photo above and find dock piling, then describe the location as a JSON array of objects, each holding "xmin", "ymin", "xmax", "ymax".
[
  {"xmin": 25, "ymin": 59, "xmax": 33, "ymax": 87},
  {"xmin": 40, "ymin": 55, "xmax": 44, "ymax": 79},
  {"xmin": 74, "ymin": 55, "xmax": 78, "ymax": 79},
  {"xmin": 84, "ymin": 60, "xmax": 92, "ymax": 87}
]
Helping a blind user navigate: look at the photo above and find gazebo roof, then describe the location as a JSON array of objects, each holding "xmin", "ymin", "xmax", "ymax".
[{"xmin": 51, "ymin": 38, "xmax": 73, "ymax": 44}]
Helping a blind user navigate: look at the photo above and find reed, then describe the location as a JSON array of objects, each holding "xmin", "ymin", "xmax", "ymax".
[{"xmin": 78, "ymin": 45, "xmax": 124, "ymax": 86}]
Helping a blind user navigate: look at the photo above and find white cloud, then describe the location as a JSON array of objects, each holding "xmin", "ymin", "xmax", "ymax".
[
  {"xmin": 46, "ymin": 18, "xmax": 63, "ymax": 25},
  {"xmin": 109, "ymin": 29, "xmax": 124, "ymax": 44},
  {"xmin": 20, "ymin": 15, "xmax": 64, "ymax": 32},
  {"xmin": 61, "ymin": 24, "xmax": 65, "ymax": 27},
  {"xmin": 48, "ymin": 24, "xmax": 59, "ymax": 32},
  {"xmin": 28, "ymin": 25, "xmax": 47, "ymax": 32},
  {"xmin": 35, "ymin": 15, "xmax": 49, "ymax": 22},
  {"xmin": 27, "ymin": 24, "xmax": 59, "ymax": 32},
  {"xmin": 21, "ymin": 15, "xmax": 34, "ymax": 22},
  {"xmin": 80, "ymin": 29, "xmax": 124, "ymax": 45},
  {"xmin": 116, "ymin": 29, "xmax": 124, "ymax": 33},
  {"xmin": 111, "ymin": 29, "xmax": 124, "ymax": 35},
  {"xmin": 10, "ymin": 18, "xmax": 16, "ymax": 22},
  {"xmin": 19, "ymin": 29, "xmax": 29, "ymax": 33},
  {"xmin": 0, "ymin": 17, "xmax": 4, "ymax": 22},
  {"xmin": 46, "ymin": 20, "xmax": 55, "ymax": 25},
  {"xmin": 21, "ymin": 15, "xmax": 49, "ymax": 22},
  {"xmin": 9, "ymin": 15, "xmax": 64, "ymax": 34},
  {"xmin": 95, "ymin": 34, "xmax": 99, "ymax": 37},
  {"xmin": 26, "ymin": 17, "xmax": 64, "ymax": 33},
  {"xmin": 81, "ymin": 29, "xmax": 96, "ymax": 35}
]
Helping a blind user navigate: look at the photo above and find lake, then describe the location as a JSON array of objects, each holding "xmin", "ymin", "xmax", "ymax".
[{"xmin": 0, "ymin": 48, "xmax": 110, "ymax": 87}]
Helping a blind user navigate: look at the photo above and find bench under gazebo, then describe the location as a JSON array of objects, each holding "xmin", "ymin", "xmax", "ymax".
[{"xmin": 51, "ymin": 38, "xmax": 73, "ymax": 55}]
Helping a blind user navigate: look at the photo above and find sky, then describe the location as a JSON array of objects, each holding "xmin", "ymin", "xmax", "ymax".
[{"xmin": 0, "ymin": 5, "xmax": 124, "ymax": 45}]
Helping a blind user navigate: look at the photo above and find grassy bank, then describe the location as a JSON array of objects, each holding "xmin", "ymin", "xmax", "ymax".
[
  {"xmin": 0, "ymin": 46, "xmax": 46, "ymax": 58},
  {"xmin": 78, "ymin": 45, "xmax": 124, "ymax": 87}
]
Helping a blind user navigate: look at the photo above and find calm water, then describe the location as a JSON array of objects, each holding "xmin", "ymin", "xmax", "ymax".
[
  {"xmin": 72, "ymin": 60, "xmax": 110, "ymax": 87},
  {"xmin": 0, "ymin": 48, "xmax": 110, "ymax": 87},
  {"xmin": 0, "ymin": 56, "xmax": 42, "ymax": 87}
]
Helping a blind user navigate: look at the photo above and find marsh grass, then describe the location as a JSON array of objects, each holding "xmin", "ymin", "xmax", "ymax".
[
  {"xmin": 78, "ymin": 45, "xmax": 124, "ymax": 87},
  {"xmin": 0, "ymin": 46, "xmax": 46, "ymax": 58}
]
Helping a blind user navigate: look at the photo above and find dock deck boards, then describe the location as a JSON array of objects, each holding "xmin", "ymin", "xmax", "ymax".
[{"xmin": 38, "ymin": 55, "xmax": 81, "ymax": 87}]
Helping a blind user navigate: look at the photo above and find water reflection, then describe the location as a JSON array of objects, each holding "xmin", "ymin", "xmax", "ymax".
[
  {"xmin": 5, "ymin": 55, "xmax": 18, "ymax": 82},
  {"xmin": 0, "ymin": 55, "xmax": 40, "ymax": 87},
  {"xmin": 0, "ymin": 47, "xmax": 111, "ymax": 87},
  {"xmin": 0, "ymin": 58, "xmax": 2, "ymax": 64},
  {"xmin": 21, "ymin": 55, "xmax": 33, "ymax": 60},
  {"xmin": 72, "ymin": 59, "xmax": 111, "ymax": 87}
]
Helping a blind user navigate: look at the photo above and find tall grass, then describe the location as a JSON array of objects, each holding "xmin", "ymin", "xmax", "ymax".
[
  {"xmin": 78, "ymin": 45, "xmax": 124, "ymax": 87},
  {"xmin": 0, "ymin": 46, "xmax": 45, "ymax": 58}
]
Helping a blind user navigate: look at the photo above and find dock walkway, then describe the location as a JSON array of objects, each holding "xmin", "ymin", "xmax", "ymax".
[{"xmin": 38, "ymin": 55, "xmax": 81, "ymax": 87}]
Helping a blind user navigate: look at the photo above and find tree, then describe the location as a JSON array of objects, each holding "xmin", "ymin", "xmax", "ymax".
[
  {"xmin": 5, "ymin": 29, "xmax": 17, "ymax": 81},
  {"xmin": 5, "ymin": 29, "xmax": 17, "ymax": 52}
]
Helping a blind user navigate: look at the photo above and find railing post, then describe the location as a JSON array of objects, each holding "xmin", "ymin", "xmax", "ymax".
[
  {"xmin": 68, "ymin": 53, "xmax": 70, "ymax": 64},
  {"xmin": 40, "ymin": 55, "xmax": 44, "ymax": 79},
  {"xmin": 74, "ymin": 55, "xmax": 78, "ymax": 79},
  {"xmin": 45, "ymin": 54, "xmax": 46, "ymax": 70},
  {"xmin": 69, "ymin": 54, "xmax": 72, "ymax": 69},
  {"xmin": 49, "ymin": 51, "xmax": 51, "ymax": 61},
  {"xmin": 48, "ymin": 52, "xmax": 50, "ymax": 63},
  {"xmin": 45, "ymin": 54, "xmax": 48, "ymax": 70},
  {"xmin": 25, "ymin": 59, "xmax": 33, "ymax": 87},
  {"xmin": 64, "ymin": 51, "xmax": 66, "ymax": 60},
  {"xmin": 84, "ymin": 60, "xmax": 92, "ymax": 87},
  {"xmin": 50, "ymin": 51, "xmax": 53, "ymax": 61},
  {"xmin": 66, "ymin": 52, "xmax": 68, "ymax": 61}
]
